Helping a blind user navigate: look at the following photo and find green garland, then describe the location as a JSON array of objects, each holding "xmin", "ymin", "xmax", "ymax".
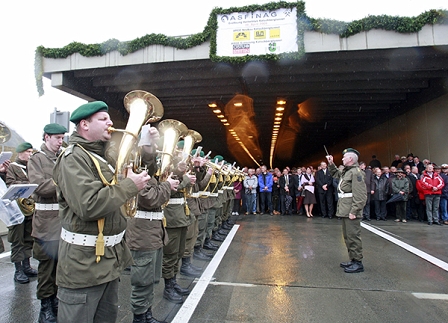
[{"xmin": 34, "ymin": 0, "xmax": 448, "ymax": 96}]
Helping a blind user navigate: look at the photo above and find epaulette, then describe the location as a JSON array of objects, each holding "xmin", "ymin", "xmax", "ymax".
[{"xmin": 63, "ymin": 144, "xmax": 74, "ymax": 156}]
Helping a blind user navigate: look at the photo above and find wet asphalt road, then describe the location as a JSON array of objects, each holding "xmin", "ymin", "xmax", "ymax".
[{"xmin": 1, "ymin": 213, "xmax": 447, "ymax": 323}]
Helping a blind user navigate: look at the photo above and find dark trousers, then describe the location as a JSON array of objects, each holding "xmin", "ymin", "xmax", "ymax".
[
  {"xmin": 395, "ymin": 201, "xmax": 407, "ymax": 221},
  {"xmin": 34, "ymin": 239, "xmax": 59, "ymax": 299},
  {"xmin": 8, "ymin": 217, "xmax": 33, "ymax": 263},
  {"xmin": 259, "ymin": 191, "xmax": 272, "ymax": 213},
  {"xmin": 318, "ymin": 191, "xmax": 334, "ymax": 217},
  {"xmin": 162, "ymin": 226, "xmax": 187, "ymax": 279},
  {"xmin": 374, "ymin": 200, "xmax": 387, "ymax": 220}
]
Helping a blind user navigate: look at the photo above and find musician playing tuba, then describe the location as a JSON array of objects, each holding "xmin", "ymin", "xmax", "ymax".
[{"xmin": 5, "ymin": 142, "xmax": 38, "ymax": 284}]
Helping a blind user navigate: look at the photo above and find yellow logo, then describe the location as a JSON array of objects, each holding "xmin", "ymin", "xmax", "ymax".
[
  {"xmin": 254, "ymin": 30, "xmax": 266, "ymax": 39},
  {"xmin": 233, "ymin": 31, "xmax": 250, "ymax": 41},
  {"xmin": 269, "ymin": 28, "xmax": 280, "ymax": 39}
]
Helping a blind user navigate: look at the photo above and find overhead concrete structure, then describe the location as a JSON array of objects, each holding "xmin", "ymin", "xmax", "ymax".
[{"xmin": 41, "ymin": 24, "xmax": 448, "ymax": 167}]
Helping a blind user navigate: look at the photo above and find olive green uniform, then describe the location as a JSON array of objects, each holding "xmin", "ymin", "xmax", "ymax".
[
  {"xmin": 329, "ymin": 162, "xmax": 367, "ymax": 262},
  {"xmin": 53, "ymin": 132, "xmax": 135, "ymax": 323},
  {"xmin": 6, "ymin": 158, "xmax": 33, "ymax": 263},
  {"xmin": 28, "ymin": 144, "xmax": 61, "ymax": 300}
]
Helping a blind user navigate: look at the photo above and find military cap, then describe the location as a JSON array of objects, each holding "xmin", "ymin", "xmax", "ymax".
[
  {"xmin": 176, "ymin": 140, "xmax": 184, "ymax": 149},
  {"xmin": 342, "ymin": 148, "xmax": 360, "ymax": 156},
  {"xmin": 43, "ymin": 123, "xmax": 68, "ymax": 135},
  {"xmin": 16, "ymin": 142, "xmax": 33, "ymax": 153},
  {"xmin": 213, "ymin": 155, "xmax": 224, "ymax": 162},
  {"xmin": 191, "ymin": 149, "xmax": 204, "ymax": 157},
  {"xmin": 70, "ymin": 101, "xmax": 108, "ymax": 124}
]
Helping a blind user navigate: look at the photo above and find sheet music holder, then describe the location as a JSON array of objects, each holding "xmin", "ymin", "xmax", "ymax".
[{"xmin": 2, "ymin": 184, "xmax": 38, "ymax": 201}]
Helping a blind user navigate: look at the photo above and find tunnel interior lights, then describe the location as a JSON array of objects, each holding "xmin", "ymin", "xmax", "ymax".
[{"xmin": 270, "ymin": 99, "xmax": 286, "ymax": 168}]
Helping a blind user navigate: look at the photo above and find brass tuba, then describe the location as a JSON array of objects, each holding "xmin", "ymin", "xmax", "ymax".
[
  {"xmin": 109, "ymin": 90, "xmax": 164, "ymax": 217},
  {"xmin": 157, "ymin": 119, "xmax": 188, "ymax": 181},
  {"xmin": 17, "ymin": 197, "xmax": 35, "ymax": 216},
  {"xmin": 181, "ymin": 130, "xmax": 202, "ymax": 165},
  {"xmin": 0, "ymin": 121, "xmax": 11, "ymax": 144}
]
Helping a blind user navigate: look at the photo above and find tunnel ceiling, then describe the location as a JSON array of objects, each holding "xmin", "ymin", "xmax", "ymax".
[{"xmin": 45, "ymin": 45, "xmax": 448, "ymax": 168}]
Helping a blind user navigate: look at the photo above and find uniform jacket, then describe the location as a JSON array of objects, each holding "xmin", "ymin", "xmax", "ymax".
[
  {"xmin": 53, "ymin": 132, "xmax": 135, "ymax": 289},
  {"xmin": 420, "ymin": 171, "xmax": 445, "ymax": 195},
  {"xmin": 163, "ymin": 174, "xmax": 191, "ymax": 228},
  {"xmin": 258, "ymin": 172, "xmax": 273, "ymax": 193},
  {"xmin": 391, "ymin": 177, "xmax": 410, "ymax": 201},
  {"xmin": 6, "ymin": 158, "xmax": 29, "ymax": 185},
  {"xmin": 28, "ymin": 144, "xmax": 61, "ymax": 241},
  {"xmin": 316, "ymin": 168, "xmax": 334, "ymax": 194},
  {"xmin": 329, "ymin": 163, "xmax": 367, "ymax": 218},
  {"xmin": 126, "ymin": 177, "xmax": 171, "ymax": 251}
]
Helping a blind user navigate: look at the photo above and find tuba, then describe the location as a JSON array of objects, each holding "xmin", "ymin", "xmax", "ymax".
[
  {"xmin": 109, "ymin": 90, "xmax": 164, "ymax": 217},
  {"xmin": 17, "ymin": 197, "xmax": 35, "ymax": 216},
  {"xmin": 181, "ymin": 130, "xmax": 202, "ymax": 165},
  {"xmin": 157, "ymin": 119, "xmax": 188, "ymax": 181},
  {"xmin": 0, "ymin": 121, "xmax": 11, "ymax": 144}
]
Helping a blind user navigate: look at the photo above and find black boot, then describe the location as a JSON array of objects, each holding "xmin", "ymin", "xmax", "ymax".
[
  {"xmin": 203, "ymin": 239, "xmax": 219, "ymax": 251},
  {"xmin": 49, "ymin": 294, "xmax": 58, "ymax": 317},
  {"xmin": 211, "ymin": 232, "xmax": 225, "ymax": 242},
  {"xmin": 222, "ymin": 222, "xmax": 233, "ymax": 230},
  {"xmin": 132, "ymin": 312, "xmax": 147, "ymax": 323},
  {"xmin": 22, "ymin": 258, "xmax": 38, "ymax": 277},
  {"xmin": 344, "ymin": 261, "xmax": 364, "ymax": 273},
  {"xmin": 163, "ymin": 278, "xmax": 183, "ymax": 304},
  {"xmin": 38, "ymin": 297, "xmax": 57, "ymax": 323},
  {"xmin": 180, "ymin": 257, "xmax": 202, "ymax": 278},
  {"xmin": 145, "ymin": 307, "xmax": 167, "ymax": 323},
  {"xmin": 14, "ymin": 262, "xmax": 29, "ymax": 284},
  {"xmin": 339, "ymin": 260, "xmax": 353, "ymax": 268},
  {"xmin": 217, "ymin": 228, "xmax": 229, "ymax": 236},
  {"xmin": 193, "ymin": 247, "xmax": 213, "ymax": 261},
  {"xmin": 172, "ymin": 277, "xmax": 190, "ymax": 296}
]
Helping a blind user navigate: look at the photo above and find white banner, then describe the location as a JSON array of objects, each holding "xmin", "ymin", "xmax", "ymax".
[{"xmin": 216, "ymin": 7, "xmax": 298, "ymax": 57}]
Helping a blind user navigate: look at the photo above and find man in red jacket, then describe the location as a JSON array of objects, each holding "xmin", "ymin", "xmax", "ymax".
[{"xmin": 420, "ymin": 164, "xmax": 445, "ymax": 225}]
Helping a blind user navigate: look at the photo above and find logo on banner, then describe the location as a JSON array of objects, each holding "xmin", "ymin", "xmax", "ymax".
[
  {"xmin": 269, "ymin": 28, "xmax": 281, "ymax": 39},
  {"xmin": 268, "ymin": 43, "xmax": 277, "ymax": 53},
  {"xmin": 254, "ymin": 30, "xmax": 266, "ymax": 39},
  {"xmin": 233, "ymin": 31, "xmax": 250, "ymax": 41},
  {"xmin": 233, "ymin": 44, "xmax": 250, "ymax": 54}
]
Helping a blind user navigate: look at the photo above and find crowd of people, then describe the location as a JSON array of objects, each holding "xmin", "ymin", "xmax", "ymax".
[
  {"xmin": 236, "ymin": 153, "xmax": 448, "ymax": 226},
  {"xmin": 0, "ymin": 100, "xmax": 446, "ymax": 323}
]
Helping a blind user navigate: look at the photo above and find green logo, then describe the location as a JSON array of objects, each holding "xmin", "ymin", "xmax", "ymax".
[{"xmin": 268, "ymin": 42, "xmax": 277, "ymax": 52}]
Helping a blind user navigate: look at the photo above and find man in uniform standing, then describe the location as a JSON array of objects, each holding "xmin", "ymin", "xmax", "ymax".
[
  {"xmin": 6, "ymin": 141, "xmax": 38, "ymax": 284},
  {"xmin": 327, "ymin": 148, "xmax": 367, "ymax": 273},
  {"xmin": 53, "ymin": 101, "xmax": 150, "ymax": 323},
  {"xmin": 28, "ymin": 123, "xmax": 67, "ymax": 323}
]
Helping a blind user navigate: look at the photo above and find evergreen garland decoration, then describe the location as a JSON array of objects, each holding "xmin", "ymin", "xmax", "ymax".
[{"xmin": 34, "ymin": 0, "xmax": 447, "ymax": 96}]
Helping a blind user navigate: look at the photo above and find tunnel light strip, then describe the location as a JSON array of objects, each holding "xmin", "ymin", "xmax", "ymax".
[{"xmin": 270, "ymin": 100, "xmax": 286, "ymax": 168}]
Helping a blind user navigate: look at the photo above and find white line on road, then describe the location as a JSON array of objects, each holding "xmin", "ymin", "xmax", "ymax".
[
  {"xmin": 0, "ymin": 251, "xmax": 11, "ymax": 259},
  {"xmin": 171, "ymin": 224, "xmax": 240, "ymax": 323},
  {"xmin": 361, "ymin": 222, "xmax": 448, "ymax": 271},
  {"xmin": 412, "ymin": 293, "xmax": 448, "ymax": 300}
]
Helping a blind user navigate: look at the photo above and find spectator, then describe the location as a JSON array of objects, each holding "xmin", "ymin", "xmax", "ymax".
[
  {"xmin": 420, "ymin": 164, "xmax": 445, "ymax": 225},
  {"xmin": 369, "ymin": 155, "xmax": 381, "ymax": 169},
  {"xmin": 391, "ymin": 169, "xmax": 410, "ymax": 223},
  {"xmin": 300, "ymin": 167, "xmax": 316, "ymax": 218},
  {"xmin": 258, "ymin": 165, "xmax": 273, "ymax": 215},
  {"xmin": 402, "ymin": 154, "xmax": 414, "ymax": 168},
  {"xmin": 413, "ymin": 156, "xmax": 425, "ymax": 174},
  {"xmin": 372, "ymin": 168, "xmax": 389, "ymax": 221},
  {"xmin": 232, "ymin": 179, "xmax": 242, "ymax": 215},
  {"xmin": 391, "ymin": 155, "xmax": 401, "ymax": 167},
  {"xmin": 243, "ymin": 168, "xmax": 258, "ymax": 215},
  {"xmin": 359, "ymin": 162, "xmax": 374, "ymax": 221},
  {"xmin": 406, "ymin": 166, "xmax": 419, "ymax": 220},
  {"xmin": 279, "ymin": 168, "xmax": 293, "ymax": 215},
  {"xmin": 316, "ymin": 162, "xmax": 334, "ymax": 218},
  {"xmin": 271, "ymin": 171, "xmax": 281, "ymax": 215},
  {"xmin": 439, "ymin": 164, "xmax": 448, "ymax": 225}
]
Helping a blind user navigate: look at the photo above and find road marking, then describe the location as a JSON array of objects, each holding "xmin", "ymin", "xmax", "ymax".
[
  {"xmin": 0, "ymin": 251, "xmax": 11, "ymax": 259},
  {"xmin": 171, "ymin": 224, "xmax": 240, "ymax": 323},
  {"xmin": 208, "ymin": 281, "xmax": 256, "ymax": 287},
  {"xmin": 361, "ymin": 222, "xmax": 448, "ymax": 271},
  {"xmin": 412, "ymin": 293, "xmax": 448, "ymax": 300}
]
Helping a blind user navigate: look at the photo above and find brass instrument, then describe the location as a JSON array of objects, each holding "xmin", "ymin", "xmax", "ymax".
[
  {"xmin": 17, "ymin": 198, "xmax": 35, "ymax": 216},
  {"xmin": 157, "ymin": 119, "xmax": 188, "ymax": 181},
  {"xmin": 181, "ymin": 130, "xmax": 202, "ymax": 164},
  {"xmin": 109, "ymin": 90, "xmax": 164, "ymax": 217},
  {"xmin": 0, "ymin": 121, "xmax": 11, "ymax": 144}
]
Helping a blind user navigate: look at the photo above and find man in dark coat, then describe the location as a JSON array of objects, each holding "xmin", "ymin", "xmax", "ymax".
[{"xmin": 316, "ymin": 161, "xmax": 334, "ymax": 218}]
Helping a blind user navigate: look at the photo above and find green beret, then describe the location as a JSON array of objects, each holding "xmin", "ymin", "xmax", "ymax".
[
  {"xmin": 213, "ymin": 155, "xmax": 224, "ymax": 162},
  {"xmin": 342, "ymin": 148, "xmax": 360, "ymax": 156},
  {"xmin": 176, "ymin": 140, "xmax": 184, "ymax": 149},
  {"xmin": 70, "ymin": 101, "xmax": 108, "ymax": 124},
  {"xmin": 16, "ymin": 142, "xmax": 33, "ymax": 153},
  {"xmin": 43, "ymin": 123, "xmax": 68, "ymax": 135}
]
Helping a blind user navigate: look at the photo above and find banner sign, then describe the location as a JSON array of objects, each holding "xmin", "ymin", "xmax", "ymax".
[{"xmin": 216, "ymin": 7, "xmax": 298, "ymax": 57}]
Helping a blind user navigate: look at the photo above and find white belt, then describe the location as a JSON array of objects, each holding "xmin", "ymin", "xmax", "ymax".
[
  {"xmin": 210, "ymin": 193, "xmax": 218, "ymax": 197},
  {"xmin": 134, "ymin": 211, "xmax": 164, "ymax": 220},
  {"xmin": 218, "ymin": 189, "xmax": 224, "ymax": 194},
  {"xmin": 35, "ymin": 203, "xmax": 59, "ymax": 211},
  {"xmin": 199, "ymin": 191, "xmax": 210, "ymax": 196},
  {"xmin": 190, "ymin": 192, "xmax": 199, "ymax": 198},
  {"xmin": 338, "ymin": 192, "xmax": 353, "ymax": 198},
  {"xmin": 226, "ymin": 186, "xmax": 234, "ymax": 190},
  {"xmin": 61, "ymin": 228, "xmax": 125, "ymax": 247},
  {"xmin": 169, "ymin": 198, "xmax": 185, "ymax": 205},
  {"xmin": 222, "ymin": 186, "xmax": 229, "ymax": 189}
]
